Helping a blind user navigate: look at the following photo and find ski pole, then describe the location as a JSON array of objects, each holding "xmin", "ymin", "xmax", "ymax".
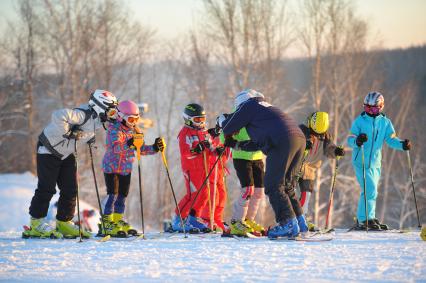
[
  {"xmin": 133, "ymin": 133, "xmax": 145, "ymax": 238},
  {"xmin": 325, "ymin": 156, "xmax": 340, "ymax": 230},
  {"xmin": 361, "ymin": 144, "xmax": 368, "ymax": 232},
  {"xmin": 406, "ymin": 151, "xmax": 421, "ymax": 228},
  {"xmin": 185, "ymin": 150, "xmax": 225, "ymax": 227},
  {"xmin": 88, "ymin": 142, "xmax": 110, "ymax": 241},
  {"xmin": 74, "ymin": 142, "xmax": 83, "ymax": 242},
  {"xmin": 203, "ymin": 151, "xmax": 213, "ymax": 230},
  {"xmin": 159, "ymin": 143, "xmax": 187, "ymax": 238}
]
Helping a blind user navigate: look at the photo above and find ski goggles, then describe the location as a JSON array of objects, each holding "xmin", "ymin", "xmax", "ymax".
[
  {"xmin": 364, "ymin": 104, "xmax": 383, "ymax": 115},
  {"xmin": 125, "ymin": 115, "xmax": 140, "ymax": 124},
  {"xmin": 192, "ymin": 116, "xmax": 206, "ymax": 123}
]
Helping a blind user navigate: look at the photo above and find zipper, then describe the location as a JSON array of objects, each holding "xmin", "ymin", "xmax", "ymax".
[{"xmin": 368, "ymin": 119, "xmax": 376, "ymax": 168}]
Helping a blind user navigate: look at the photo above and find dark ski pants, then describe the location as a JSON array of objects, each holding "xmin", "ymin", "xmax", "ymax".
[
  {"xmin": 29, "ymin": 153, "xmax": 77, "ymax": 222},
  {"xmin": 233, "ymin": 159, "xmax": 265, "ymax": 188},
  {"xmin": 103, "ymin": 173, "xmax": 131, "ymax": 215},
  {"xmin": 264, "ymin": 135, "xmax": 305, "ymax": 224}
]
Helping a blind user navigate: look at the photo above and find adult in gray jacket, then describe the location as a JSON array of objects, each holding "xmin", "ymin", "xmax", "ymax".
[{"xmin": 24, "ymin": 90, "xmax": 118, "ymax": 239}]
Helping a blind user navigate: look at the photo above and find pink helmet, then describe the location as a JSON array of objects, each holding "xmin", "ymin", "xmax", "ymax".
[{"xmin": 117, "ymin": 100, "xmax": 140, "ymax": 128}]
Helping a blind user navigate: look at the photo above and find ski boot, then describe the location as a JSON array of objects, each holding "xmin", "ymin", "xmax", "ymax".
[
  {"xmin": 372, "ymin": 218, "xmax": 389, "ymax": 230},
  {"xmin": 22, "ymin": 218, "xmax": 63, "ymax": 239},
  {"xmin": 171, "ymin": 215, "xmax": 200, "ymax": 234},
  {"xmin": 112, "ymin": 213, "xmax": 138, "ymax": 236},
  {"xmin": 229, "ymin": 219, "xmax": 252, "ymax": 237},
  {"xmin": 297, "ymin": 215, "xmax": 309, "ymax": 234},
  {"xmin": 98, "ymin": 214, "xmax": 127, "ymax": 238},
  {"xmin": 267, "ymin": 218, "xmax": 300, "ymax": 239},
  {"xmin": 245, "ymin": 219, "xmax": 265, "ymax": 236},
  {"xmin": 355, "ymin": 219, "xmax": 381, "ymax": 231},
  {"xmin": 307, "ymin": 221, "xmax": 318, "ymax": 232},
  {"xmin": 421, "ymin": 226, "xmax": 426, "ymax": 241},
  {"xmin": 187, "ymin": 215, "xmax": 212, "ymax": 233},
  {"xmin": 56, "ymin": 220, "xmax": 92, "ymax": 239}
]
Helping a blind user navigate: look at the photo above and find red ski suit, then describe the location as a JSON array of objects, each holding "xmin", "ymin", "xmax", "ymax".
[
  {"xmin": 175, "ymin": 126, "xmax": 228, "ymax": 222},
  {"xmin": 199, "ymin": 137, "xmax": 230, "ymax": 230}
]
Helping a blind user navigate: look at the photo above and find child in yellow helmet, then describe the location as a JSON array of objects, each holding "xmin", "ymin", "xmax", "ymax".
[{"xmin": 298, "ymin": 111, "xmax": 345, "ymax": 230}]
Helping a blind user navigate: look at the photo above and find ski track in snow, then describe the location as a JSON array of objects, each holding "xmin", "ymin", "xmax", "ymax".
[
  {"xmin": 0, "ymin": 230, "xmax": 425, "ymax": 282},
  {"xmin": 0, "ymin": 173, "xmax": 425, "ymax": 282}
]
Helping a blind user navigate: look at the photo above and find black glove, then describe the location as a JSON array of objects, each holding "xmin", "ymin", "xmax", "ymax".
[
  {"xmin": 356, "ymin": 133, "xmax": 368, "ymax": 147},
  {"xmin": 202, "ymin": 140, "xmax": 211, "ymax": 149},
  {"xmin": 215, "ymin": 146, "xmax": 225, "ymax": 155},
  {"xmin": 153, "ymin": 137, "xmax": 165, "ymax": 152},
  {"xmin": 208, "ymin": 126, "xmax": 221, "ymax": 138},
  {"xmin": 87, "ymin": 136, "xmax": 96, "ymax": 145},
  {"xmin": 64, "ymin": 125, "xmax": 83, "ymax": 140},
  {"xmin": 126, "ymin": 137, "xmax": 134, "ymax": 148},
  {"xmin": 224, "ymin": 136, "xmax": 238, "ymax": 148},
  {"xmin": 402, "ymin": 139, "xmax": 411, "ymax": 151},
  {"xmin": 306, "ymin": 139, "xmax": 313, "ymax": 150},
  {"xmin": 191, "ymin": 142, "xmax": 205, "ymax": 154},
  {"xmin": 334, "ymin": 146, "xmax": 345, "ymax": 157}
]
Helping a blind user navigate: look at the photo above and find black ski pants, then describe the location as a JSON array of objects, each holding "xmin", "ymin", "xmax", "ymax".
[
  {"xmin": 29, "ymin": 153, "xmax": 77, "ymax": 222},
  {"xmin": 264, "ymin": 134, "xmax": 305, "ymax": 224}
]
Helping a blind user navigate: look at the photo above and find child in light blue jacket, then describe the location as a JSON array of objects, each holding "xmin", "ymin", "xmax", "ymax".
[{"xmin": 347, "ymin": 92, "xmax": 411, "ymax": 230}]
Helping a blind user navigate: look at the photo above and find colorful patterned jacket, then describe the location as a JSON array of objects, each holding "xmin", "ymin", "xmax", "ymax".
[{"xmin": 102, "ymin": 121, "xmax": 157, "ymax": 175}]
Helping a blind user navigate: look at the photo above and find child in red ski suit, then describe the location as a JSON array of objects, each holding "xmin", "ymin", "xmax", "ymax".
[{"xmin": 172, "ymin": 103, "xmax": 225, "ymax": 233}]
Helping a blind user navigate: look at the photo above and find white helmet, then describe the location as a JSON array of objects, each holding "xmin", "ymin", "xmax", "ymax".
[
  {"xmin": 88, "ymin": 89, "xmax": 118, "ymax": 116},
  {"xmin": 234, "ymin": 89, "xmax": 265, "ymax": 108},
  {"xmin": 363, "ymin": 91, "xmax": 384, "ymax": 116}
]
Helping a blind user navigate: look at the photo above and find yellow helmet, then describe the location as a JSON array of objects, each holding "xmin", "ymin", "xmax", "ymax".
[{"xmin": 308, "ymin": 111, "xmax": 329, "ymax": 134}]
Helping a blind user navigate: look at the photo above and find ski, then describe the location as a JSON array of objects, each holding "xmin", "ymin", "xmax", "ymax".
[
  {"xmin": 346, "ymin": 227, "xmax": 409, "ymax": 234},
  {"xmin": 270, "ymin": 235, "xmax": 333, "ymax": 242},
  {"xmin": 221, "ymin": 232, "xmax": 263, "ymax": 240}
]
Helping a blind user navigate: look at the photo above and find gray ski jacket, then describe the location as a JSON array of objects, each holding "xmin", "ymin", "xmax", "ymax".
[{"xmin": 38, "ymin": 104, "xmax": 102, "ymax": 160}]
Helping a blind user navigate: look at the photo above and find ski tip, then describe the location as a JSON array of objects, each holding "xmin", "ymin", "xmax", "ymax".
[{"xmin": 98, "ymin": 235, "xmax": 111, "ymax": 242}]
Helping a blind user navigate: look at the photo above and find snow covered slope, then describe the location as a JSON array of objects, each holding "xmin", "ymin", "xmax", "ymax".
[
  {"xmin": 0, "ymin": 230, "xmax": 425, "ymax": 282},
  {"xmin": 0, "ymin": 173, "xmax": 425, "ymax": 282}
]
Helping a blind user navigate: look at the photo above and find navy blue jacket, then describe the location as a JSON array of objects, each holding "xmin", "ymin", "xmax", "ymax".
[{"xmin": 222, "ymin": 98, "xmax": 304, "ymax": 153}]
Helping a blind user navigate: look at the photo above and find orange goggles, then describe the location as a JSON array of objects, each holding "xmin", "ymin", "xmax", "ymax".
[
  {"xmin": 126, "ymin": 115, "xmax": 139, "ymax": 124},
  {"xmin": 193, "ymin": 116, "xmax": 206, "ymax": 123}
]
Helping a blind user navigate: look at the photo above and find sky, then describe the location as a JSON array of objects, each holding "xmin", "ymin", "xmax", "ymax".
[{"xmin": 0, "ymin": 0, "xmax": 425, "ymax": 57}]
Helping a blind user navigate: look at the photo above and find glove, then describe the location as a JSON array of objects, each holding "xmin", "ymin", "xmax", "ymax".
[
  {"xmin": 207, "ymin": 126, "xmax": 221, "ymax": 138},
  {"xmin": 306, "ymin": 139, "xmax": 313, "ymax": 150},
  {"xmin": 64, "ymin": 125, "xmax": 83, "ymax": 140},
  {"xmin": 87, "ymin": 136, "xmax": 96, "ymax": 145},
  {"xmin": 153, "ymin": 137, "xmax": 165, "ymax": 152},
  {"xmin": 191, "ymin": 142, "xmax": 205, "ymax": 154},
  {"xmin": 216, "ymin": 114, "xmax": 229, "ymax": 128},
  {"xmin": 215, "ymin": 146, "xmax": 225, "ymax": 155},
  {"xmin": 126, "ymin": 137, "xmax": 134, "ymax": 148},
  {"xmin": 356, "ymin": 133, "xmax": 368, "ymax": 147},
  {"xmin": 202, "ymin": 140, "xmax": 211, "ymax": 149},
  {"xmin": 402, "ymin": 139, "xmax": 411, "ymax": 151},
  {"xmin": 224, "ymin": 136, "xmax": 238, "ymax": 148},
  {"xmin": 334, "ymin": 146, "xmax": 345, "ymax": 157}
]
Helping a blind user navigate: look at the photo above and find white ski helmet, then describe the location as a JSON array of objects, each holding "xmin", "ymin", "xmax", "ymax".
[
  {"xmin": 363, "ymin": 91, "xmax": 384, "ymax": 115},
  {"xmin": 88, "ymin": 89, "xmax": 118, "ymax": 116},
  {"xmin": 234, "ymin": 89, "xmax": 265, "ymax": 108}
]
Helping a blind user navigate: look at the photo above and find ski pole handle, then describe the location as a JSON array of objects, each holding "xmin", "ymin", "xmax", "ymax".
[{"xmin": 133, "ymin": 133, "xmax": 144, "ymax": 160}]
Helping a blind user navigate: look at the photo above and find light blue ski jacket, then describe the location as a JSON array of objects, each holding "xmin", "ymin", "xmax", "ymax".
[{"xmin": 347, "ymin": 112, "xmax": 404, "ymax": 169}]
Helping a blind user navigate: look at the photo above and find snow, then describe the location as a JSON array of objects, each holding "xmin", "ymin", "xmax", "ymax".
[{"xmin": 0, "ymin": 173, "xmax": 425, "ymax": 282}]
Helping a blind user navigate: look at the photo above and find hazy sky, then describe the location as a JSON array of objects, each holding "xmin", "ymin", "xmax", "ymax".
[{"xmin": 0, "ymin": 0, "xmax": 425, "ymax": 57}]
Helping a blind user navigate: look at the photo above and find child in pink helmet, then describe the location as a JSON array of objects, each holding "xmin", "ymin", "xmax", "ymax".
[{"xmin": 100, "ymin": 100, "xmax": 165, "ymax": 237}]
